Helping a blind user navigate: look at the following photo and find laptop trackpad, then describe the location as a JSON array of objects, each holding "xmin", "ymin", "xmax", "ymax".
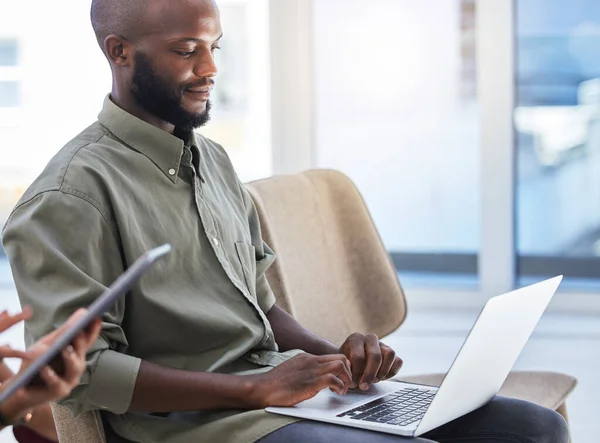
[{"xmin": 280, "ymin": 381, "xmax": 409, "ymax": 415}]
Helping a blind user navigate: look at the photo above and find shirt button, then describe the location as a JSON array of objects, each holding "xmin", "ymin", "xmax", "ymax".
[
  {"xmin": 168, "ymin": 168, "xmax": 176, "ymax": 176},
  {"xmin": 212, "ymin": 237, "xmax": 220, "ymax": 247},
  {"xmin": 251, "ymin": 353, "xmax": 259, "ymax": 359}
]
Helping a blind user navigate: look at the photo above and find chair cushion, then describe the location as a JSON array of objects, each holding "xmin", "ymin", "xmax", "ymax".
[
  {"xmin": 399, "ymin": 370, "xmax": 577, "ymax": 410},
  {"xmin": 50, "ymin": 404, "xmax": 106, "ymax": 443}
]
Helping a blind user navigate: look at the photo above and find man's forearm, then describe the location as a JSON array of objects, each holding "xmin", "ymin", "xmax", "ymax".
[
  {"xmin": 266, "ymin": 305, "xmax": 339, "ymax": 356},
  {"xmin": 130, "ymin": 360, "xmax": 259, "ymax": 413},
  {"xmin": 131, "ymin": 305, "xmax": 342, "ymax": 413}
]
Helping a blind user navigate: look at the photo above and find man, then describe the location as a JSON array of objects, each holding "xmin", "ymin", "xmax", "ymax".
[{"xmin": 1, "ymin": 0, "xmax": 569, "ymax": 442}]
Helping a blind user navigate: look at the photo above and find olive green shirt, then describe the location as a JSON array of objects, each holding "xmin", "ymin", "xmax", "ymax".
[{"xmin": 1, "ymin": 96, "xmax": 299, "ymax": 443}]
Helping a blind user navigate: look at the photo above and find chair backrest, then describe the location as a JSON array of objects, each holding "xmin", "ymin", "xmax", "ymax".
[
  {"xmin": 50, "ymin": 403, "xmax": 106, "ymax": 443},
  {"xmin": 246, "ymin": 169, "xmax": 407, "ymax": 344},
  {"xmin": 50, "ymin": 169, "xmax": 407, "ymax": 439}
]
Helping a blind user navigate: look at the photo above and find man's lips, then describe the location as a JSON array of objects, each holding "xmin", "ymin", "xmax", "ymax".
[
  {"xmin": 185, "ymin": 87, "xmax": 211, "ymax": 101},
  {"xmin": 186, "ymin": 87, "xmax": 211, "ymax": 93}
]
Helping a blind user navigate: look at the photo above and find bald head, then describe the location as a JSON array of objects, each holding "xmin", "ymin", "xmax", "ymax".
[
  {"xmin": 91, "ymin": 0, "xmax": 220, "ymax": 56},
  {"xmin": 91, "ymin": 0, "xmax": 150, "ymax": 49}
]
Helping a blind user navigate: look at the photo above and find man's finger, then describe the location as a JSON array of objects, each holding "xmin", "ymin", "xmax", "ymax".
[
  {"xmin": 358, "ymin": 334, "xmax": 382, "ymax": 390},
  {"xmin": 387, "ymin": 356, "xmax": 404, "ymax": 379},
  {"xmin": 316, "ymin": 374, "xmax": 346, "ymax": 396},
  {"xmin": 319, "ymin": 360, "xmax": 352, "ymax": 389},
  {"xmin": 342, "ymin": 334, "xmax": 366, "ymax": 388},
  {"xmin": 376, "ymin": 344, "xmax": 396, "ymax": 382},
  {"xmin": 314, "ymin": 354, "xmax": 348, "ymax": 365},
  {"xmin": 315, "ymin": 354, "xmax": 351, "ymax": 375}
]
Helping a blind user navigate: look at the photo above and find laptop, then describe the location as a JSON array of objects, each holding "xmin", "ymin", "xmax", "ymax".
[
  {"xmin": 0, "ymin": 244, "xmax": 172, "ymax": 403},
  {"xmin": 266, "ymin": 275, "xmax": 562, "ymax": 437}
]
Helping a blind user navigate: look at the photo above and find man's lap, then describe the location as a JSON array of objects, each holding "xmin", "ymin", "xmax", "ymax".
[{"xmin": 256, "ymin": 397, "xmax": 569, "ymax": 443}]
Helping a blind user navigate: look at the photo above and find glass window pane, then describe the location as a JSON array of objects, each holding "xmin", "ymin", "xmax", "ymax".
[
  {"xmin": 0, "ymin": 81, "xmax": 19, "ymax": 106},
  {"xmin": 515, "ymin": 0, "xmax": 600, "ymax": 281},
  {"xmin": 314, "ymin": 0, "xmax": 480, "ymax": 276},
  {"xmin": 200, "ymin": 0, "xmax": 272, "ymax": 182},
  {"xmin": 0, "ymin": 39, "xmax": 18, "ymax": 66}
]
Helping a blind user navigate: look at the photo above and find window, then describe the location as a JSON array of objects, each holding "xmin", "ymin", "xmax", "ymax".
[
  {"xmin": 0, "ymin": 39, "xmax": 18, "ymax": 66},
  {"xmin": 0, "ymin": 80, "xmax": 18, "ymax": 107},
  {"xmin": 314, "ymin": 0, "xmax": 480, "ymax": 277},
  {"xmin": 0, "ymin": 39, "xmax": 21, "ymax": 110},
  {"xmin": 515, "ymin": 0, "xmax": 600, "ymax": 282},
  {"xmin": 199, "ymin": 0, "xmax": 272, "ymax": 182},
  {"xmin": 0, "ymin": 36, "xmax": 22, "ymax": 251}
]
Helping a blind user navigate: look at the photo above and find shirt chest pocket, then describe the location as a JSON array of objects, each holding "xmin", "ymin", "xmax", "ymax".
[{"xmin": 235, "ymin": 242, "xmax": 257, "ymax": 298}]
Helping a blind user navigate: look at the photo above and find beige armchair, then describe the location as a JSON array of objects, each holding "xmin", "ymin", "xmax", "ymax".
[
  {"xmin": 50, "ymin": 403, "xmax": 106, "ymax": 443},
  {"xmin": 49, "ymin": 169, "xmax": 577, "ymax": 442},
  {"xmin": 246, "ymin": 169, "xmax": 577, "ymax": 422}
]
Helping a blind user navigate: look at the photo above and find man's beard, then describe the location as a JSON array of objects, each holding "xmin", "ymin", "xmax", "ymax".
[{"xmin": 130, "ymin": 51, "xmax": 211, "ymax": 131}]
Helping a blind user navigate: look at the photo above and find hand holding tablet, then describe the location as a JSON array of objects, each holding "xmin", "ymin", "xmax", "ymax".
[{"xmin": 0, "ymin": 244, "xmax": 171, "ymax": 426}]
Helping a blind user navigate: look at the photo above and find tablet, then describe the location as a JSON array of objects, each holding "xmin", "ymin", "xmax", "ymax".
[{"xmin": 0, "ymin": 243, "xmax": 171, "ymax": 404}]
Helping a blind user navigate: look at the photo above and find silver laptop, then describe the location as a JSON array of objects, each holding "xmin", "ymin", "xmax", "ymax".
[{"xmin": 266, "ymin": 275, "xmax": 562, "ymax": 437}]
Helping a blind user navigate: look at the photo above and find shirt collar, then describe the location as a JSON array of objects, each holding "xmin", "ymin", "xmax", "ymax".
[{"xmin": 98, "ymin": 95, "xmax": 190, "ymax": 183}]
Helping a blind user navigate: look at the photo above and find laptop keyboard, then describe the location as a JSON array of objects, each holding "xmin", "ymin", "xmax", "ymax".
[{"xmin": 336, "ymin": 387, "xmax": 436, "ymax": 427}]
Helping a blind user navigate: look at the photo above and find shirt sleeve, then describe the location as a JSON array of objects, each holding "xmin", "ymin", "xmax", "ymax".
[
  {"xmin": 237, "ymin": 182, "xmax": 278, "ymax": 314},
  {"xmin": 1, "ymin": 190, "xmax": 141, "ymax": 416}
]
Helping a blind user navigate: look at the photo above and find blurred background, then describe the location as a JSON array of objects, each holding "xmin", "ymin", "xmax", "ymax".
[{"xmin": 1, "ymin": 0, "xmax": 599, "ymax": 442}]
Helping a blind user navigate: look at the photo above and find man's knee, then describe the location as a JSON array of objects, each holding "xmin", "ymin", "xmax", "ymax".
[
  {"xmin": 530, "ymin": 406, "xmax": 569, "ymax": 443},
  {"xmin": 492, "ymin": 398, "xmax": 570, "ymax": 443},
  {"xmin": 428, "ymin": 397, "xmax": 570, "ymax": 443}
]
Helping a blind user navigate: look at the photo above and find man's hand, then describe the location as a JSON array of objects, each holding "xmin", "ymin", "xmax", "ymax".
[
  {"xmin": 249, "ymin": 353, "xmax": 352, "ymax": 408},
  {"xmin": 339, "ymin": 333, "xmax": 403, "ymax": 391}
]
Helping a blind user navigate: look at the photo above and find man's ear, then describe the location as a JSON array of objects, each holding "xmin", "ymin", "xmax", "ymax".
[{"xmin": 104, "ymin": 34, "xmax": 135, "ymax": 67}]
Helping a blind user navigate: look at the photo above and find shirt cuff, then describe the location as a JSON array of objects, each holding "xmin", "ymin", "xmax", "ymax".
[{"xmin": 87, "ymin": 350, "xmax": 141, "ymax": 414}]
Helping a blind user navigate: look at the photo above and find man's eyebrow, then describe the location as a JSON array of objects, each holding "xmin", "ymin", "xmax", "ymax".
[{"xmin": 174, "ymin": 33, "xmax": 224, "ymax": 44}]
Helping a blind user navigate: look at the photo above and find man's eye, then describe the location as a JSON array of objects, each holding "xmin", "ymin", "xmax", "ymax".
[
  {"xmin": 175, "ymin": 51, "xmax": 194, "ymax": 57},
  {"xmin": 211, "ymin": 46, "xmax": 221, "ymax": 52}
]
